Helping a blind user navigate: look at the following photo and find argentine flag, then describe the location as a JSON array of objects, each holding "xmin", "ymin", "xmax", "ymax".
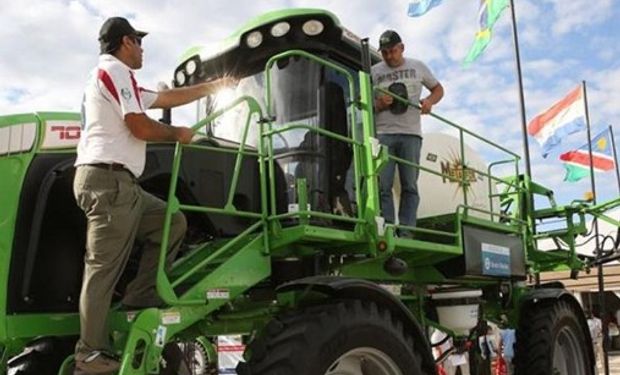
[{"xmin": 408, "ymin": 0, "xmax": 444, "ymax": 17}]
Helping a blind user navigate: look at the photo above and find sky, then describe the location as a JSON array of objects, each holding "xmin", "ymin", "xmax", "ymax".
[{"xmin": 1, "ymin": 0, "xmax": 619, "ymax": 211}]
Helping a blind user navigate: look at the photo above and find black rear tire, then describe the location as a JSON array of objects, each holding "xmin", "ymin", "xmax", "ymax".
[
  {"xmin": 236, "ymin": 299, "xmax": 435, "ymax": 375},
  {"xmin": 514, "ymin": 297, "xmax": 594, "ymax": 375},
  {"xmin": 6, "ymin": 337, "xmax": 76, "ymax": 375}
]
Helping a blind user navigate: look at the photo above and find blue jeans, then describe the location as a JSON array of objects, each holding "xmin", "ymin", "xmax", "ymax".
[{"xmin": 378, "ymin": 134, "xmax": 422, "ymax": 228}]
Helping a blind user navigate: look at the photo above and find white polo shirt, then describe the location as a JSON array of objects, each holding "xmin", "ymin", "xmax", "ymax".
[{"xmin": 76, "ymin": 54, "xmax": 158, "ymax": 177}]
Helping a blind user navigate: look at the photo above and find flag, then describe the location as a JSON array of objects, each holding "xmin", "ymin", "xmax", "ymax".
[
  {"xmin": 560, "ymin": 129, "xmax": 615, "ymax": 182},
  {"xmin": 527, "ymin": 85, "xmax": 586, "ymax": 157},
  {"xmin": 463, "ymin": 0, "xmax": 509, "ymax": 67},
  {"xmin": 408, "ymin": 0, "xmax": 444, "ymax": 17}
]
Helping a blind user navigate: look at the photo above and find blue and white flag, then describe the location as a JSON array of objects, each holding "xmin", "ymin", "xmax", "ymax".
[{"xmin": 408, "ymin": 0, "xmax": 444, "ymax": 17}]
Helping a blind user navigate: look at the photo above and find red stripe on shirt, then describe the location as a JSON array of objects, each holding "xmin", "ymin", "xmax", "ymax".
[
  {"xmin": 129, "ymin": 71, "xmax": 143, "ymax": 111},
  {"xmin": 527, "ymin": 86, "xmax": 582, "ymax": 135},
  {"xmin": 97, "ymin": 69, "xmax": 120, "ymax": 104}
]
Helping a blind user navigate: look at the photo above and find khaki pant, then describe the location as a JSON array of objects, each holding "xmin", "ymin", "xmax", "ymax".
[
  {"xmin": 505, "ymin": 357, "xmax": 514, "ymax": 375},
  {"xmin": 73, "ymin": 165, "xmax": 186, "ymax": 357},
  {"xmin": 444, "ymin": 363, "xmax": 470, "ymax": 375},
  {"xmin": 594, "ymin": 337, "xmax": 604, "ymax": 371}
]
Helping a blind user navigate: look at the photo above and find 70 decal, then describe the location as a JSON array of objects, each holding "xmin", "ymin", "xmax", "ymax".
[
  {"xmin": 50, "ymin": 125, "xmax": 81, "ymax": 140},
  {"xmin": 41, "ymin": 121, "xmax": 82, "ymax": 149}
]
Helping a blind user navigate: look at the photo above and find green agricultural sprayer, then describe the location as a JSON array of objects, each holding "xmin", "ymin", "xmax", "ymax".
[{"xmin": 1, "ymin": 8, "xmax": 619, "ymax": 375}]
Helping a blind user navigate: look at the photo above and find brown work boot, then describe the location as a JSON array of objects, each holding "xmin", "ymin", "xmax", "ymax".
[{"xmin": 74, "ymin": 350, "xmax": 120, "ymax": 374}]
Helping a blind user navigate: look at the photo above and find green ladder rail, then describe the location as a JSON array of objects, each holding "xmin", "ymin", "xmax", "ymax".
[
  {"xmin": 116, "ymin": 96, "xmax": 272, "ymax": 374},
  {"xmin": 154, "ymin": 95, "xmax": 269, "ymax": 306},
  {"xmin": 262, "ymin": 50, "xmax": 367, "ymax": 236},
  {"xmin": 373, "ymin": 87, "xmax": 526, "ymax": 242}
]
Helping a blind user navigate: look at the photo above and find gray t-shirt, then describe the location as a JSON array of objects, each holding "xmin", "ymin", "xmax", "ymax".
[{"xmin": 371, "ymin": 58, "xmax": 438, "ymax": 136}]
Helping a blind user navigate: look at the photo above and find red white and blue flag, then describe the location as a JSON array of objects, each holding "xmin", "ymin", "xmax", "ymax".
[
  {"xmin": 559, "ymin": 128, "xmax": 615, "ymax": 182},
  {"xmin": 527, "ymin": 85, "xmax": 586, "ymax": 157}
]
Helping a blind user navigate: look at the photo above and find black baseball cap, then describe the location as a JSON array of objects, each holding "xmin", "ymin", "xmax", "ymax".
[
  {"xmin": 99, "ymin": 17, "xmax": 148, "ymax": 54},
  {"xmin": 379, "ymin": 30, "xmax": 402, "ymax": 51}
]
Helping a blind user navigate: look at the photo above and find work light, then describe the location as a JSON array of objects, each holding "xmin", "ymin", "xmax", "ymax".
[
  {"xmin": 302, "ymin": 20, "xmax": 324, "ymax": 36},
  {"xmin": 175, "ymin": 70, "xmax": 186, "ymax": 86},
  {"xmin": 246, "ymin": 31, "xmax": 263, "ymax": 48},
  {"xmin": 271, "ymin": 22, "xmax": 291, "ymax": 37},
  {"xmin": 185, "ymin": 59, "xmax": 197, "ymax": 75}
]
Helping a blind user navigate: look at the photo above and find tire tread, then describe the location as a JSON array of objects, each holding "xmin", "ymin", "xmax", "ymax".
[{"xmin": 238, "ymin": 299, "xmax": 434, "ymax": 375}]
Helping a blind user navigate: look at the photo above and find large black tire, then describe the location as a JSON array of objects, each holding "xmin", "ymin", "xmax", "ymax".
[
  {"xmin": 6, "ymin": 337, "xmax": 76, "ymax": 375},
  {"xmin": 236, "ymin": 299, "xmax": 435, "ymax": 375},
  {"xmin": 514, "ymin": 297, "xmax": 594, "ymax": 375}
]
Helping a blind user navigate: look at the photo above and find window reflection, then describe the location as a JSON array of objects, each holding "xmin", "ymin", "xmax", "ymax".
[{"xmin": 200, "ymin": 56, "xmax": 356, "ymax": 219}]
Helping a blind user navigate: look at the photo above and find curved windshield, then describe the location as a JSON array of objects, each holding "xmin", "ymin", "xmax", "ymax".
[
  {"xmin": 200, "ymin": 57, "xmax": 322, "ymax": 150},
  {"xmin": 199, "ymin": 55, "xmax": 357, "ymax": 216},
  {"xmin": 199, "ymin": 74, "xmax": 264, "ymax": 148}
]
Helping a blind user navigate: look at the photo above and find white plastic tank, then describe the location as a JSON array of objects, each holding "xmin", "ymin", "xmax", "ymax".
[
  {"xmin": 392, "ymin": 132, "xmax": 499, "ymax": 221},
  {"xmin": 431, "ymin": 289, "xmax": 483, "ymax": 335}
]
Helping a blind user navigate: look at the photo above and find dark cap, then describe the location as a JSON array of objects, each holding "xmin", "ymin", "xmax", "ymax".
[
  {"xmin": 378, "ymin": 30, "xmax": 402, "ymax": 51},
  {"xmin": 99, "ymin": 17, "xmax": 148, "ymax": 54}
]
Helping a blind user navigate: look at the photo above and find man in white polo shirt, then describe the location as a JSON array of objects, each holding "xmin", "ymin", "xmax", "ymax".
[{"xmin": 73, "ymin": 17, "xmax": 232, "ymax": 373}]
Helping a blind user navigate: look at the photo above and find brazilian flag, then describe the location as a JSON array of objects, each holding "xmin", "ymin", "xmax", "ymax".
[{"xmin": 463, "ymin": 0, "xmax": 509, "ymax": 67}]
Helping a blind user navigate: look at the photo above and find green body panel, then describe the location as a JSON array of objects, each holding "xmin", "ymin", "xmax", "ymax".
[
  {"xmin": 0, "ymin": 114, "xmax": 38, "ymax": 344},
  {"xmin": 0, "ymin": 9, "xmax": 618, "ymax": 374},
  {"xmin": 6, "ymin": 313, "xmax": 77, "ymax": 338},
  {"xmin": 0, "ymin": 112, "xmax": 79, "ymax": 343},
  {"xmin": 0, "ymin": 112, "xmax": 80, "ymax": 359}
]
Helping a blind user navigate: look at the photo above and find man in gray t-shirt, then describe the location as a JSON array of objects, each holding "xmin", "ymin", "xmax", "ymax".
[{"xmin": 372, "ymin": 30, "xmax": 443, "ymax": 235}]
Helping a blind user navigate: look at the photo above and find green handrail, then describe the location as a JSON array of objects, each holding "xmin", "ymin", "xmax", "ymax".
[
  {"xmin": 226, "ymin": 110, "xmax": 257, "ymax": 210},
  {"xmin": 264, "ymin": 123, "xmax": 363, "ymax": 146},
  {"xmin": 459, "ymin": 128, "xmax": 467, "ymax": 207},
  {"xmin": 375, "ymin": 87, "xmax": 520, "ymax": 158},
  {"xmin": 268, "ymin": 211, "xmax": 365, "ymax": 224},
  {"xmin": 156, "ymin": 95, "xmax": 267, "ymax": 304},
  {"xmin": 387, "ymin": 154, "xmax": 462, "ymax": 183},
  {"xmin": 264, "ymin": 50, "xmax": 362, "ymax": 224},
  {"xmin": 179, "ymin": 204, "xmax": 263, "ymax": 219},
  {"xmin": 488, "ymin": 158, "xmax": 522, "ymax": 220},
  {"xmin": 189, "ymin": 96, "xmax": 261, "ymax": 132},
  {"xmin": 385, "ymin": 223, "xmax": 458, "ymax": 238},
  {"xmin": 171, "ymin": 221, "xmax": 263, "ymax": 288},
  {"xmin": 183, "ymin": 143, "xmax": 259, "ymax": 157},
  {"xmin": 374, "ymin": 86, "xmax": 521, "ymax": 225},
  {"xmin": 457, "ymin": 204, "xmax": 527, "ymax": 225}
]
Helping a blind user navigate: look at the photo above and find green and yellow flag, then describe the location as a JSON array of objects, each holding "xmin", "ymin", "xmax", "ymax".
[{"xmin": 463, "ymin": 0, "xmax": 509, "ymax": 67}]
